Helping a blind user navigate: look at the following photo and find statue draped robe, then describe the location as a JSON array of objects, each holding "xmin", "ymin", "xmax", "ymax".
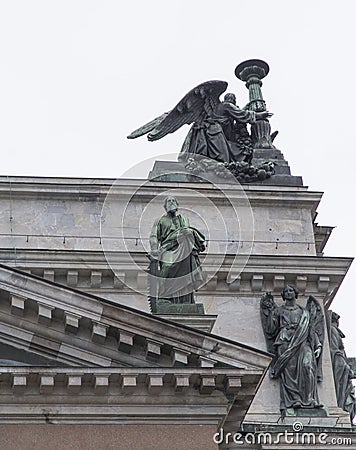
[
  {"xmin": 265, "ymin": 304, "xmax": 322, "ymax": 411},
  {"xmin": 329, "ymin": 317, "xmax": 356, "ymax": 421},
  {"xmin": 149, "ymin": 213, "xmax": 205, "ymax": 303},
  {"xmin": 181, "ymin": 101, "xmax": 256, "ymax": 163}
]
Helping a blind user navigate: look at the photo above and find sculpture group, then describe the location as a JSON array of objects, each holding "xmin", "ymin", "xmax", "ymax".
[
  {"xmin": 130, "ymin": 59, "xmax": 356, "ymax": 424},
  {"xmin": 128, "ymin": 82, "xmax": 271, "ymax": 164},
  {"xmin": 260, "ymin": 285, "xmax": 356, "ymax": 420},
  {"xmin": 128, "ymin": 60, "xmax": 278, "ymax": 182}
]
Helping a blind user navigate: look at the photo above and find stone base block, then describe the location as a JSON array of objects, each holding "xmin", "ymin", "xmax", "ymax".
[
  {"xmin": 149, "ymin": 157, "xmax": 303, "ymax": 186},
  {"xmin": 155, "ymin": 302, "xmax": 205, "ymax": 315},
  {"xmin": 285, "ymin": 406, "xmax": 328, "ymax": 418}
]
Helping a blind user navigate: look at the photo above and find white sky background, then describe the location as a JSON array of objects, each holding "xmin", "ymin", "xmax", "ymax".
[{"xmin": 0, "ymin": 1, "xmax": 356, "ymax": 354}]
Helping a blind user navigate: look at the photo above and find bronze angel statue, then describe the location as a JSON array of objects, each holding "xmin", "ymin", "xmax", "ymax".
[
  {"xmin": 260, "ymin": 285, "xmax": 325, "ymax": 414},
  {"xmin": 127, "ymin": 80, "xmax": 272, "ymax": 164}
]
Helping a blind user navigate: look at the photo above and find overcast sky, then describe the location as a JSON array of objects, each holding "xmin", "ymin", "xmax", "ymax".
[{"xmin": 0, "ymin": 1, "xmax": 355, "ymax": 353}]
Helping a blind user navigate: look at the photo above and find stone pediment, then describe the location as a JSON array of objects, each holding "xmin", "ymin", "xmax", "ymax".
[
  {"xmin": 0, "ymin": 263, "xmax": 270, "ymax": 373},
  {"xmin": 0, "ymin": 263, "xmax": 271, "ymax": 427}
]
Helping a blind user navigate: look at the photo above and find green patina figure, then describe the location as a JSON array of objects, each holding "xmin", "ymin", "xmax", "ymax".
[
  {"xmin": 148, "ymin": 196, "xmax": 205, "ymax": 307},
  {"xmin": 260, "ymin": 285, "xmax": 325, "ymax": 415},
  {"xmin": 328, "ymin": 311, "xmax": 356, "ymax": 421},
  {"xmin": 127, "ymin": 60, "xmax": 279, "ymax": 183}
]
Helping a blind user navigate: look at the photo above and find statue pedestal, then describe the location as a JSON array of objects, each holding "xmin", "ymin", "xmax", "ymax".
[
  {"xmin": 282, "ymin": 413, "xmax": 348, "ymax": 429},
  {"xmin": 148, "ymin": 154, "xmax": 303, "ymax": 187},
  {"xmin": 284, "ymin": 407, "xmax": 328, "ymax": 418},
  {"xmin": 155, "ymin": 302, "xmax": 205, "ymax": 315}
]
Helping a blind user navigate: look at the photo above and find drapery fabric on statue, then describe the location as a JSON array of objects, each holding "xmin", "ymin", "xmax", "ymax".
[
  {"xmin": 149, "ymin": 199, "xmax": 205, "ymax": 304},
  {"xmin": 260, "ymin": 286, "xmax": 324, "ymax": 413},
  {"xmin": 328, "ymin": 311, "xmax": 356, "ymax": 421},
  {"xmin": 180, "ymin": 99, "xmax": 256, "ymax": 163}
]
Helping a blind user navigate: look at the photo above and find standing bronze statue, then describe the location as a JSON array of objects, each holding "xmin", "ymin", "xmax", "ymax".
[
  {"xmin": 260, "ymin": 285, "xmax": 325, "ymax": 414},
  {"xmin": 148, "ymin": 196, "xmax": 205, "ymax": 311},
  {"xmin": 328, "ymin": 311, "xmax": 356, "ymax": 421}
]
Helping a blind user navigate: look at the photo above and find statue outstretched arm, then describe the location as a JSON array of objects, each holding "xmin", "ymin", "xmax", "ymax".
[
  {"xmin": 226, "ymin": 102, "xmax": 273, "ymax": 123},
  {"xmin": 224, "ymin": 102, "xmax": 256, "ymax": 123}
]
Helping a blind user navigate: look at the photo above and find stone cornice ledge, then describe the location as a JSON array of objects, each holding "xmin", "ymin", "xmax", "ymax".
[
  {"xmin": 0, "ymin": 175, "xmax": 320, "ymax": 207},
  {"xmin": 0, "ymin": 366, "xmax": 259, "ymax": 425}
]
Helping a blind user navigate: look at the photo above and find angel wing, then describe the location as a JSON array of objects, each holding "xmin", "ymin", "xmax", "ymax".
[
  {"xmin": 306, "ymin": 295, "xmax": 325, "ymax": 347},
  {"xmin": 260, "ymin": 292, "xmax": 279, "ymax": 354},
  {"xmin": 127, "ymin": 112, "xmax": 170, "ymax": 139},
  {"xmin": 306, "ymin": 295, "xmax": 325, "ymax": 380},
  {"xmin": 127, "ymin": 80, "xmax": 228, "ymax": 141}
]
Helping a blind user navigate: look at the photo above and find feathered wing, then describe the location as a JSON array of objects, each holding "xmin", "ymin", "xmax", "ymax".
[
  {"xmin": 260, "ymin": 292, "xmax": 279, "ymax": 354},
  {"xmin": 148, "ymin": 80, "xmax": 227, "ymax": 141},
  {"xmin": 127, "ymin": 80, "xmax": 228, "ymax": 141},
  {"xmin": 306, "ymin": 295, "xmax": 325, "ymax": 380},
  {"xmin": 306, "ymin": 296, "xmax": 325, "ymax": 346},
  {"xmin": 127, "ymin": 112, "xmax": 169, "ymax": 139}
]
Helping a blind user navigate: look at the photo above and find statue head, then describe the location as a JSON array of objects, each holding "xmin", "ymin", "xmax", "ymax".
[
  {"xmin": 224, "ymin": 93, "xmax": 236, "ymax": 105},
  {"xmin": 281, "ymin": 285, "xmax": 299, "ymax": 301},
  {"xmin": 164, "ymin": 196, "xmax": 179, "ymax": 213},
  {"xmin": 331, "ymin": 311, "xmax": 340, "ymax": 326}
]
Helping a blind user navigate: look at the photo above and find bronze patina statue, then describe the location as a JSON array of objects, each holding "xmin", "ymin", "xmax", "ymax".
[
  {"xmin": 328, "ymin": 311, "xmax": 356, "ymax": 421},
  {"xmin": 148, "ymin": 196, "xmax": 205, "ymax": 310},
  {"xmin": 128, "ymin": 80, "xmax": 271, "ymax": 164},
  {"xmin": 128, "ymin": 60, "xmax": 279, "ymax": 182},
  {"xmin": 260, "ymin": 285, "xmax": 325, "ymax": 415}
]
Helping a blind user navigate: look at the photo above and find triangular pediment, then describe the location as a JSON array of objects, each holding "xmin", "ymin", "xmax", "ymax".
[
  {"xmin": 0, "ymin": 342, "xmax": 65, "ymax": 366},
  {"xmin": 0, "ymin": 263, "xmax": 273, "ymax": 429},
  {"xmin": 0, "ymin": 263, "xmax": 270, "ymax": 373}
]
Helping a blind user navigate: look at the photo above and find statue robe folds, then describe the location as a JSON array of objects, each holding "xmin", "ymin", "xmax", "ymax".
[
  {"xmin": 183, "ymin": 102, "xmax": 256, "ymax": 163},
  {"xmin": 262, "ymin": 303, "xmax": 323, "ymax": 411},
  {"xmin": 149, "ymin": 214, "xmax": 205, "ymax": 303},
  {"xmin": 329, "ymin": 313, "xmax": 356, "ymax": 421}
]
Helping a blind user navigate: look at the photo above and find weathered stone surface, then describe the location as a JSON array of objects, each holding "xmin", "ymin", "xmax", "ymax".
[
  {"xmin": 37, "ymin": 303, "xmax": 54, "ymax": 324},
  {"xmin": 0, "ymin": 174, "xmax": 351, "ymax": 434},
  {"xmin": 149, "ymin": 159, "xmax": 303, "ymax": 186},
  {"xmin": 10, "ymin": 294, "xmax": 26, "ymax": 316},
  {"xmin": 0, "ymin": 424, "xmax": 219, "ymax": 450},
  {"xmin": 155, "ymin": 302, "xmax": 205, "ymax": 315},
  {"xmin": 0, "ymin": 177, "xmax": 320, "ymax": 258}
]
